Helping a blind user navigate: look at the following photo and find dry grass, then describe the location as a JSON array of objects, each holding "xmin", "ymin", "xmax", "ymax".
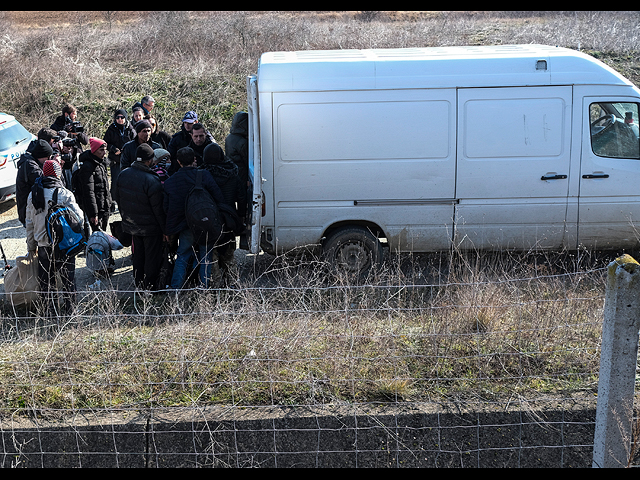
[{"xmin": 0, "ymin": 249, "xmax": 606, "ymax": 416}]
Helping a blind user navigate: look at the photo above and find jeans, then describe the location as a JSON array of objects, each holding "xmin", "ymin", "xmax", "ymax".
[{"xmin": 171, "ymin": 229, "xmax": 218, "ymax": 289}]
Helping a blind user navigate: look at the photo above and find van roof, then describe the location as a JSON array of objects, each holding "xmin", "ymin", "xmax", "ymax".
[{"xmin": 257, "ymin": 44, "xmax": 633, "ymax": 92}]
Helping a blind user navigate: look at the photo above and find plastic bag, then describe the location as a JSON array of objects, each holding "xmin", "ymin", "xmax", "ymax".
[{"xmin": 4, "ymin": 253, "xmax": 39, "ymax": 305}]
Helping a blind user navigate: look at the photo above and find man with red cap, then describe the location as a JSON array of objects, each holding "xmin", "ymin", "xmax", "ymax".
[
  {"xmin": 26, "ymin": 159, "xmax": 85, "ymax": 316},
  {"xmin": 76, "ymin": 137, "xmax": 112, "ymax": 232}
]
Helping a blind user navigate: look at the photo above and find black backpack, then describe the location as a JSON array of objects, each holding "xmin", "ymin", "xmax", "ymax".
[
  {"xmin": 45, "ymin": 188, "xmax": 87, "ymax": 258},
  {"xmin": 185, "ymin": 170, "xmax": 224, "ymax": 245}
]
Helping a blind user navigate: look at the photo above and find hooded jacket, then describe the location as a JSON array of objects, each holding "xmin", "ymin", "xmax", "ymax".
[
  {"xmin": 199, "ymin": 143, "xmax": 247, "ymax": 219},
  {"xmin": 225, "ymin": 111, "xmax": 248, "ymax": 185}
]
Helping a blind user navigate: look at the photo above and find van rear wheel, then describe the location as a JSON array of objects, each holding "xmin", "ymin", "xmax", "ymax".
[{"xmin": 323, "ymin": 226, "xmax": 383, "ymax": 277}]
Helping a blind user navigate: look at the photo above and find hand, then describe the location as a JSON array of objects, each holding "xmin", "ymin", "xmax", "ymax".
[{"xmin": 90, "ymin": 216, "xmax": 98, "ymax": 226}]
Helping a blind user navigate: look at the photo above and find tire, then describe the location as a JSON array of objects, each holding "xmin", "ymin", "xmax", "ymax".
[{"xmin": 323, "ymin": 226, "xmax": 384, "ymax": 277}]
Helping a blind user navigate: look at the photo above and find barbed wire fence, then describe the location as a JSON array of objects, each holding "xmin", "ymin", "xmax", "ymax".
[{"xmin": 0, "ymin": 252, "xmax": 636, "ymax": 467}]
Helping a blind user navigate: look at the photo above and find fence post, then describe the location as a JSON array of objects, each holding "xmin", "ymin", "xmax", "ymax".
[{"xmin": 593, "ymin": 254, "xmax": 640, "ymax": 468}]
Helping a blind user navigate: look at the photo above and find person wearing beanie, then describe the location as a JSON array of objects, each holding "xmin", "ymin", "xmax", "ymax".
[
  {"xmin": 151, "ymin": 148, "xmax": 171, "ymax": 183},
  {"xmin": 103, "ymin": 108, "xmax": 136, "ymax": 207},
  {"xmin": 15, "ymin": 139, "xmax": 56, "ymax": 226},
  {"xmin": 119, "ymin": 119, "xmax": 161, "ymax": 172},
  {"xmin": 25, "ymin": 159, "xmax": 85, "ymax": 317},
  {"xmin": 114, "ymin": 142, "xmax": 167, "ymax": 291},
  {"xmin": 77, "ymin": 137, "xmax": 112, "ymax": 232},
  {"xmin": 200, "ymin": 143, "xmax": 247, "ymax": 285}
]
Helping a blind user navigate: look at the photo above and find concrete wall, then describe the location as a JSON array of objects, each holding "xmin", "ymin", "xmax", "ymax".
[{"xmin": 1, "ymin": 400, "xmax": 596, "ymax": 468}]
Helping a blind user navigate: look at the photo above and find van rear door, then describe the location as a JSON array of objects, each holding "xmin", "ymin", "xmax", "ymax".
[
  {"xmin": 455, "ymin": 86, "xmax": 573, "ymax": 251},
  {"xmin": 246, "ymin": 74, "xmax": 262, "ymax": 254}
]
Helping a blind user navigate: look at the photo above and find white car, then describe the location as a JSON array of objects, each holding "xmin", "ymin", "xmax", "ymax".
[{"xmin": 0, "ymin": 113, "xmax": 36, "ymax": 203}]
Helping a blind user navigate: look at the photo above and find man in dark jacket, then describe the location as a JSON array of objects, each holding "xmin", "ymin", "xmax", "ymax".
[
  {"xmin": 200, "ymin": 143, "xmax": 246, "ymax": 284},
  {"xmin": 167, "ymin": 112, "xmax": 215, "ymax": 175},
  {"xmin": 115, "ymin": 143, "xmax": 166, "ymax": 290},
  {"xmin": 119, "ymin": 120, "xmax": 161, "ymax": 172},
  {"xmin": 103, "ymin": 109, "xmax": 136, "ymax": 201},
  {"xmin": 16, "ymin": 139, "xmax": 55, "ymax": 226},
  {"xmin": 187, "ymin": 122, "xmax": 213, "ymax": 166},
  {"xmin": 163, "ymin": 147, "xmax": 225, "ymax": 289},
  {"xmin": 77, "ymin": 138, "xmax": 112, "ymax": 232}
]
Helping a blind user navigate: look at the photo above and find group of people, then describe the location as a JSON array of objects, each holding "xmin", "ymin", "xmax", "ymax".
[{"xmin": 15, "ymin": 98, "xmax": 250, "ymax": 311}]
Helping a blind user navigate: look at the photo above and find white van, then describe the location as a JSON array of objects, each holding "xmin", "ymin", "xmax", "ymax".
[
  {"xmin": 245, "ymin": 45, "xmax": 640, "ymax": 273},
  {"xmin": 0, "ymin": 113, "xmax": 36, "ymax": 203}
]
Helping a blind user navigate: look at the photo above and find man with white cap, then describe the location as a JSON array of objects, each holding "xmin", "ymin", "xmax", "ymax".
[{"xmin": 167, "ymin": 111, "xmax": 216, "ymax": 175}]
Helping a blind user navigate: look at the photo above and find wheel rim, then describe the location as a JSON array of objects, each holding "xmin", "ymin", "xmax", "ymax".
[{"xmin": 335, "ymin": 241, "xmax": 372, "ymax": 274}]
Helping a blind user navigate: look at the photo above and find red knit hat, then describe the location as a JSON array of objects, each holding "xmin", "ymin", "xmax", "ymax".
[
  {"xmin": 42, "ymin": 159, "xmax": 62, "ymax": 179},
  {"xmin": 89, "ymin": 137, "xmax": 106, "ymax": 154}
]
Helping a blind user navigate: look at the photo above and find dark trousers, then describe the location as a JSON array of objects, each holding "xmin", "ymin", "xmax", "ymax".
[
  {"xmin": 90, "ymin": 211, "xmax": 110, "ymax": 233},
  {"xmin": 131, "ymin": 234, "xmax": 163, "ymax": 290},
  {"xmin": 37, "ymin": 246, "xmax": 76, "ymax": 315}
]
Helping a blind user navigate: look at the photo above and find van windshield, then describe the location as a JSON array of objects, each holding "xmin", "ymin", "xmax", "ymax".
[
  {"xmin": 0, "ymin": 122, "xmax": 32, "ymax": 152},
  {"xmin": 590, "ymin": 102, "xmax": 640, "ymax": 159}
]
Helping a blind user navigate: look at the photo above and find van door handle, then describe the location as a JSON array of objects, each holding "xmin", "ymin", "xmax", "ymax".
[
  {"xmin": 582, "ymin": 173, "xmax": 610, "ymax": 179},
  {"xmin": 540, "ymin": 174, "xmax": 568, "ymax": 180}
]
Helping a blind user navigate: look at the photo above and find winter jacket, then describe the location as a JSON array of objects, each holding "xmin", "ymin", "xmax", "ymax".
[
  {"xmin": 188, "ymin": 137, "xmax": 213, "ymax": 167},
  {"xmin": 119, "ymin": 137, "xmax": 162, "ymax": 171},
  {"xmin": 225, "ymin": 111, "xmax": 248, "ymax": 185},
  {"xmin": 115, "ymin": 161, "xmax": 166, "ymax": 237},
  {"xmin": 25, "ymin": 179, "xmax": 84, "ymax": 251},
  {"xmin": 151, "ymin": 130, "xmax": 171, "ymax": 151},
  {"xmin": 162, "ymin": 166, "xmax": 225, "ymax": 236},
  {"xmin": 200, "ymin": 159, "xmax": 247, "ymax": 219},
  {"xmin": 77, "ymin": 150, "xmax": 112, "ymax": 220},
  {"xmin": 103, "ymin": 120, "xmax": 136, "ymax": 168},
  {"xmin": 15, "ymin": 153, "xmax": 43, "ymax": 226}
]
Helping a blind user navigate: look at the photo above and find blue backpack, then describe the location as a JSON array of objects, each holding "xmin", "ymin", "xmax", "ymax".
[{"xmin": 46, "ymin": 188, "xmax": 87, "ymax": 258}]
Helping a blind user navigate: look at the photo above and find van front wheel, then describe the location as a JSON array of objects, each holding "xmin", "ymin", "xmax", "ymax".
[{"xmin": 323, "ymin": 226, "xmax": 383, "ymax": 277}]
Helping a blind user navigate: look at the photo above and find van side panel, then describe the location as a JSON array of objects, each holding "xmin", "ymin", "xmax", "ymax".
[
  {"xmin": 271, "ymin": 89, "xmax": 457, "ymax": 252},
  {"xmin": 454, "ymin": 86, "xmax": 574, "ymax": 251}
]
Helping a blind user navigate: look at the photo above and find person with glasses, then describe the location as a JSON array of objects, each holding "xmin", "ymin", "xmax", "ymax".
[
  {"xmin": 103, "ymin": 109, "xmax": 136, "ymax": 206},
  {"xmin": 76, "ymin": 138, "xmax": 113, "ymax": 232},
  {"xmin": 119, "ymin": 119, "xmax": 162, "ymax": 172}
]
